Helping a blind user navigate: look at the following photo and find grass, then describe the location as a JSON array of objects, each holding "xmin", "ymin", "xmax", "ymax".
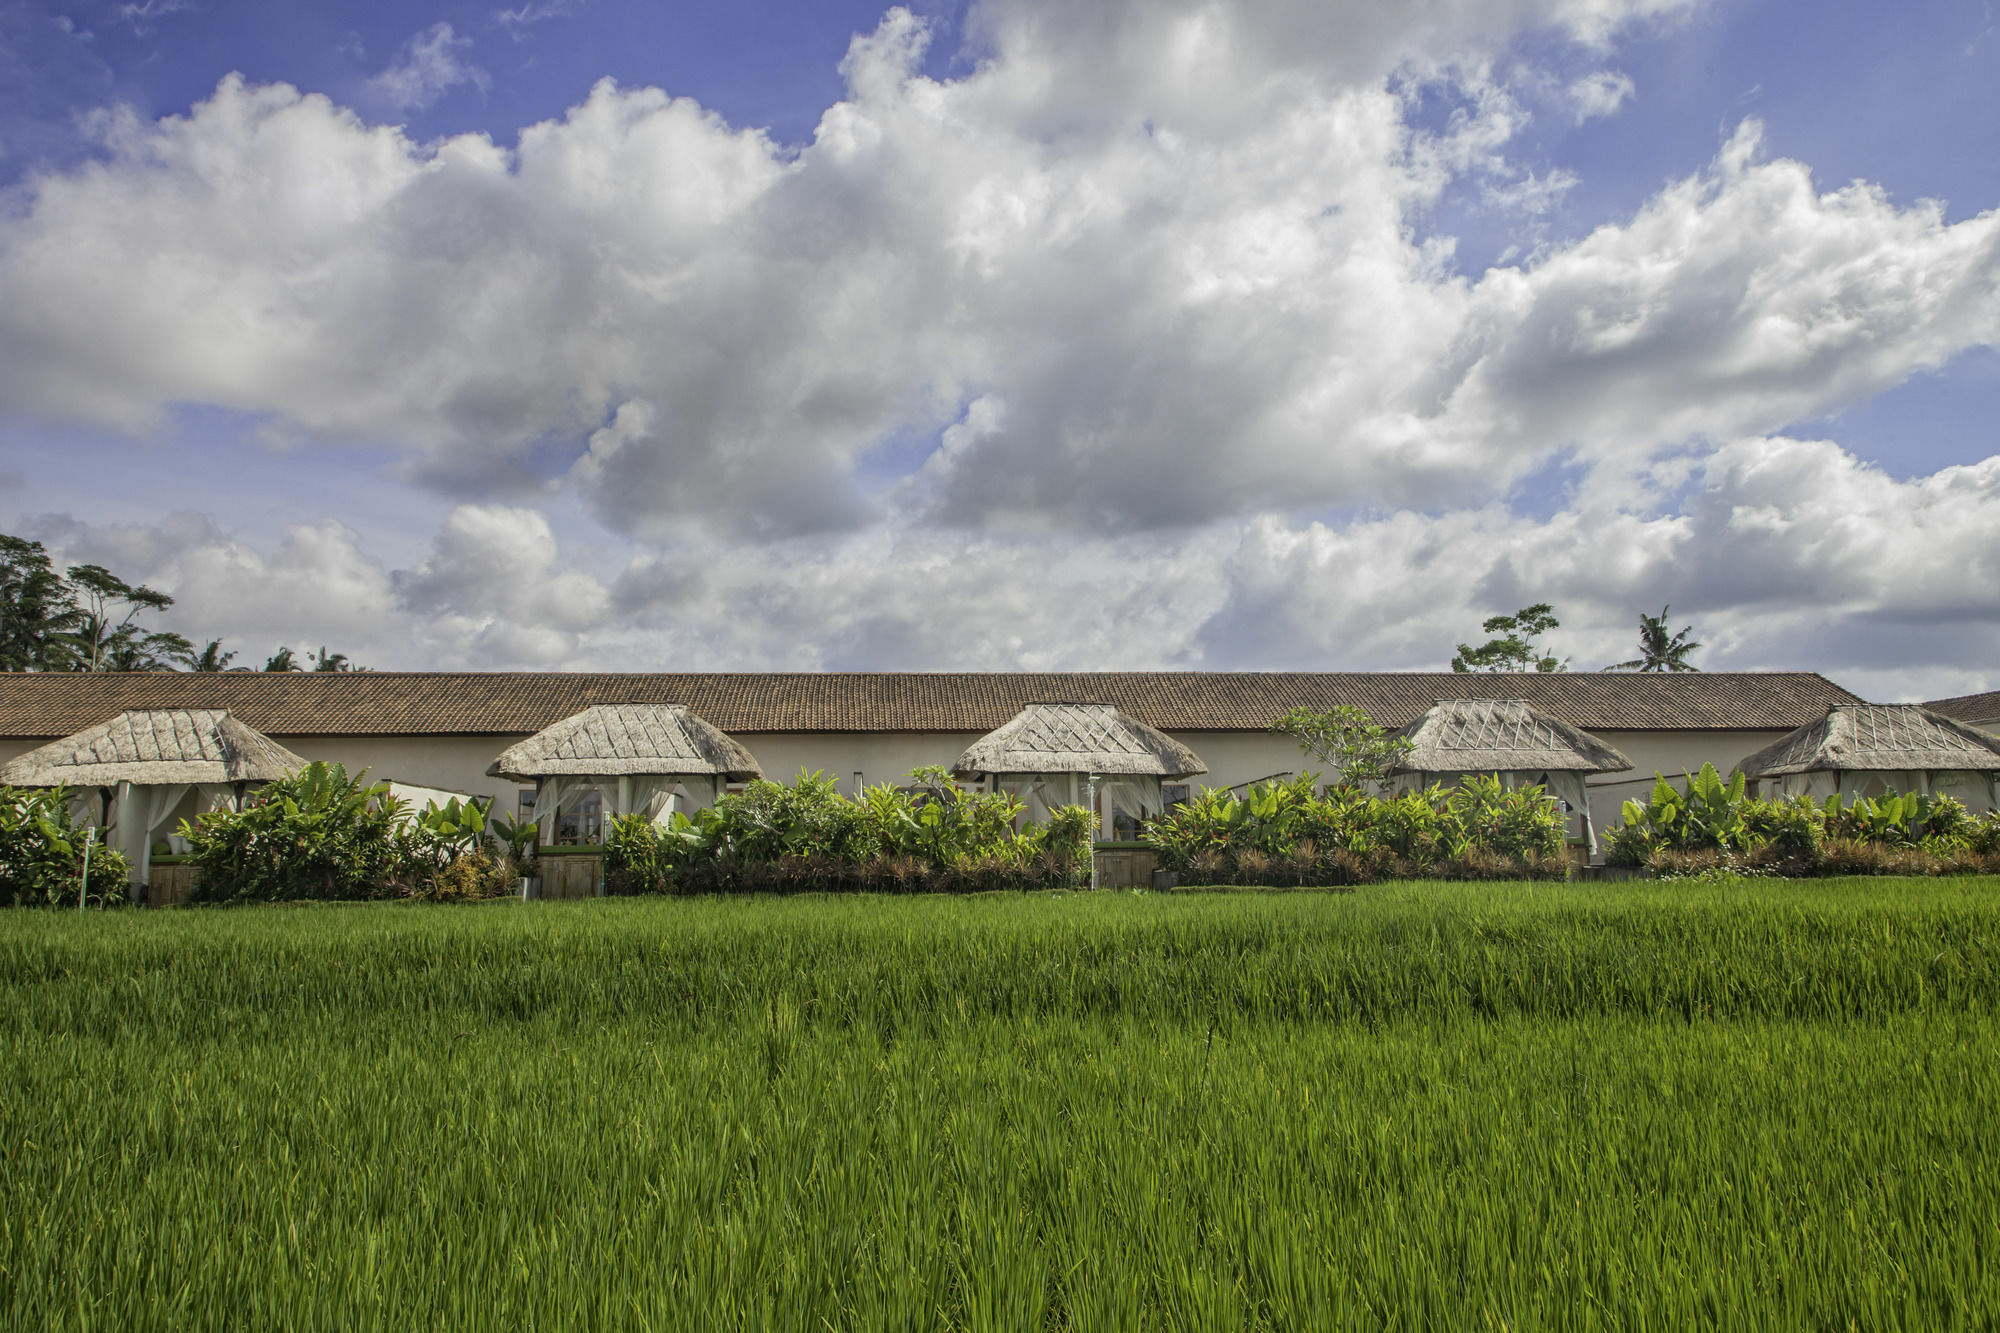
[{"xmin": 3, "ymin": 878, "xmax": 1999, "ymax": 1328}]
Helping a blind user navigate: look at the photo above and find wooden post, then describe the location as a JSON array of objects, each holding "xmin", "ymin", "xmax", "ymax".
[{"xmin": 1087, "ymin": 774, "xmax": 1100, "ymax": 892}]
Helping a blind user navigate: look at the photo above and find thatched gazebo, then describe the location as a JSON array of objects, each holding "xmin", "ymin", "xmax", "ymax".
[
  {"xmin": 1389, "ymin": 699, "xmax": 1634, "ymax": 855},
  {"xmin": 487, "ymin": 703, "xmax": 763, "ymax": 846},
  {"xmin": 1736, "ymin": 704, "xmax": 2000, "ymax": 810},
  {"xmin": 952, "ymin": 701, "xmax": 1207, "ymax": 840},
  {"xmin": 0, "ymin": 708, "xmax": 305, "ymax": 891}
]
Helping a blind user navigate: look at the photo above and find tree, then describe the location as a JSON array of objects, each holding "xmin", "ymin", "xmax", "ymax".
[
  {"xmin": 63, "ymin": 564, "xmax": 181, "ymax": 672},
  {"xmin": 187, "ymin": 638, "xmax": 237, "ymax": 671},
  {"xmin": 308, "ymin": 646, "xmax": 364, "ymax": 672},
  {"xmin": 263, "ymin": 647, "xmax": 300, "ymax": 672},
  {"xmin": 1607, "ymin": 605, "xmax": 1702, "ymax": 672},
  {"xmin": 0, "ymin": 535, "xmax": 80, "ymax": 671},
  {"xmin": 101, "ymin": 628, "xmax": 195, "ymax": 672},
  {"xmin": 1271, "ymin": 705, "xmax": 1414, "ymax": 792},
  {"xmin": 1451, "ymin": 603, "xmax": 1567, "ymax": 673}
]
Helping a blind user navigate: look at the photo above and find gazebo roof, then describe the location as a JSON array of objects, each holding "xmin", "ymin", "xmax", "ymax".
[
  {"xmin": 486, "ymin": 703, "xmax": 763, "ymax": 782},
  {"xmin": 1392, "ymin": 698, "xmax": 1634, "ymax": 775},
  {"xmin": 1736, "ymin": 704, "xmax": 2000, "ymax": 778},
  {"xmin": 0, "ymin": 708, "xmax": 305, "ymax": 788},
  {"xmin": 953, "ymin": 701, "xmax": 1207, "ymax": 779}
]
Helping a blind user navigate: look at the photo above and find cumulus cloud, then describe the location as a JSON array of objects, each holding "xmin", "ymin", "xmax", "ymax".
[
  {"xmin": 17, "ymin": 435, "xmax": 1994, "ymax": 697},
  {"xmin": 370, "ymin": 23, "xmax": 490, "ymax": 112},
  {"xmin": 0, "ymin": 0, "xmax": 1995, "ymax": 693},
  {"xmin": 9, "ymin": 1, "xmax": 1951, "ymax": 542}
]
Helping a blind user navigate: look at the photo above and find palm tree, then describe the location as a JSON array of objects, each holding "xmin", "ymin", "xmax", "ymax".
[
  {"xmin": 309, "ymin": 645, "xmax": 361, "ymax": 672},
  {"xmin": 188, "ymin": 638, "xmax": 236, "ymax": 671},
  {"xmin": 263, "ymin": 646, "xmax": 299, "ymax": 672},
  {"xmin": 1607, "ymin": 605, "xmax": 1702, "ymax": 672}
]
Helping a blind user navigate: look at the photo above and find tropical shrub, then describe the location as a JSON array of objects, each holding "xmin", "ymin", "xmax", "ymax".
[
  {"xmin": 603, "ymin": 769, "xmax": 1094, "ymax": 896},
  {"xmin": 400, "ymin": 799, "xmax": 519, "ymax": 900},
  {"xmin": 1604, "ymin": 766, "xmax": 2000, "ymax": 876},
  {"xmin": 0, "ymin": 785, "xmax": 130, "ymax": 907},
  {"xmin": 1144, "ymin": 774, "xmax": 1567, "ymax": 886},
  {"xmin": 421, "ymin": 850, "xmax": 518, "ymax": 902},
  {"xmin": 179, "ymin": 763, "xmax": 408, "ymax": 903}
]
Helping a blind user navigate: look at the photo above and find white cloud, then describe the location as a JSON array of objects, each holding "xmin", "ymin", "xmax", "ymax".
[
  {"xmin": 0, "ymin": 0, "xmax": 1995, "ymax": 695},
  {"xmin": 370, "ymin": 23, "xmax": 490, "ymax": 113},
  {"xmin": 1, "ymin": 12, "xmax": 1990, "ymax": 540},
  {"xmin": 1567, "ymin": 69, "xmax": 1634, "ymax": 121},
  {"xmin": 496, "ymin": 1, "xmax": 580, "ymax": 41},
  {"xmin": 17, "ymin": 436, "xmax": 1994, "ymax": 696},
  {"xmin": 112, "ymin": 0, "xmax": 192, "ymax": 33}
]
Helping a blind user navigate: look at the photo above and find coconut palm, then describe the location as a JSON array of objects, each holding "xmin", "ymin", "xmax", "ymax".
[
  {"xmin": 187, "ymin": 638, "xmax": 237, "ymax": 671},
  {"xmin": 1608, "ymin": 605, "xmax": 1702, "ymax": 672}
]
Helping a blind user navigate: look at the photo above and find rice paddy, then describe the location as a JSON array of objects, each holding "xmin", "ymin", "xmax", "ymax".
[{"xmin": 4, "ymin": 878, "xmax": 1999, "ymax": 1329}]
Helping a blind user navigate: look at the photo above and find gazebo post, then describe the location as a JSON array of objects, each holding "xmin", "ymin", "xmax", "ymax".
[
  {"xmin": 113, "ymin": 780, "xmax": 141, "ymax": 892},
  {"xmin": 1086, "ymin": 774, "xmax": 1100, "ymax": 892}
]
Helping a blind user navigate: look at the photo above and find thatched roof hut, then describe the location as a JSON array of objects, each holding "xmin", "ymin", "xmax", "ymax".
[
  {"xmin": 0, "ymin": 708, "xmax": 304, "ymax": 789},
  {"xmin": 954, "ymin": 702, "xmax": 1207, "ymax": 850},
  {"xmin": 1389, "ymin": 699, "xmax": 1633, "ymax": 855},
  {"xmin": 487, "ymin": 704, "xmax": 763, "ymax": 849},
  {"xmin": 1392, "ymin": 699, "xmax": 1633, "ymax": 778},
  {"xmin": 0, "ymin": 709, "xmax": 306, "ymax": 892},
  {"xmin": 1736, "ymin": 704, "xmax": 2000, "ymax": 806},
  {"xmin": 953, "ymin": 701, "xmax": 1206, "ymax": 780},
  {"xmin": 487, "ymin": 703, "xmax": 762, "ymax": 782}
]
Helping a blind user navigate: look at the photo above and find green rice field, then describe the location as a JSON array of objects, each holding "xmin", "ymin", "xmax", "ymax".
[{"xmin": 4, "ymin": 878, "xmax": 1999, "ymax": 1329}]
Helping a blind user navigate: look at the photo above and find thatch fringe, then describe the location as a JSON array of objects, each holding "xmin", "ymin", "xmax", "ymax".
[
  {"xmin": 1391, "ymin": 699, "xmax": 1633, "ymax": 776},
  {"xmin": 0, "ymin": 709, "xmax": 305, "ymax": 788},
  {"xmin": 954, "ymin": 701, "xmax": 1207, "ymax": 778},
  {"xmin": 487, "ymin": 703, "xmax": 762, "ymax": 781},
  {"xmin": 1737, "ymin": 704, "xmax": 2000, "ymax": 778}
]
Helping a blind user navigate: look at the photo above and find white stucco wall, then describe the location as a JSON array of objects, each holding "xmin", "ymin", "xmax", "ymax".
[{"xmin": 278, "ymin": 735, "xmax": 535, "ymax": 816}]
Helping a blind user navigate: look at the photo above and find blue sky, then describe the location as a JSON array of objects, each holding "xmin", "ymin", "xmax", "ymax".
[{"xmin": 0, "ymin": 0, "xmax": 1995, "ymax": 696}]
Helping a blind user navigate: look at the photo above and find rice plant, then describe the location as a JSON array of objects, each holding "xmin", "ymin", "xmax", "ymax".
[{"xmin": 3, "ymin": 878, "xmax": 1998, "ymax": 1328}]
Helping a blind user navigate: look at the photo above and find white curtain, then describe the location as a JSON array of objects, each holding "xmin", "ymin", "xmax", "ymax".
[
  {"xmin": 1536, "ymin": 771, "xmax": 1591, "ymax": 855},
  {"xmin": 999, "ymin": 773, "xmax": 1086, "ymax": 826},
  {"xmin": 626, "ymin": 775, "xmax": 718, "ymax": 822},
  {"xmin": 1099, "ymin": 776, "xmax": 1163, "ymax": 839},
  {"xmin": 531, "ymin": 776, "xmax": 584, "ymax": 846},
  {"xmin": 1776, "ymin": 771, "xmax": 1842, "ymax": 801},
  {"xmin": 111, "ymin": 783, "xmax": 190, "ymax": 888},
  {"xmin": 65, "ymin": 789, "xmax": 102, "ymax": 829},
  {"xmin": 1917, "ymin": 770, "xmax": 1996, "ymax": 813}
]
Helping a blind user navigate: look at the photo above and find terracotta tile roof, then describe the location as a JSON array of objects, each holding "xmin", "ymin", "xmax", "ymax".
[
  {"xmin": 0, "ymin": 670, "xmax": 1863, "ymax": 739},
  {"xmin": 1924, "ymin": 691, "xmax": 2000, "ymax": 724}
]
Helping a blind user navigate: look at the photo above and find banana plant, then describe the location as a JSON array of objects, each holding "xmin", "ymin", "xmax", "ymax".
[
  {"xmin": 416, "ymin": 796, "xmax": 491, "ymax": 856},
  {"xmin": 491, "ymin": 809, "xmax": 540, "ymax": 866}
]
